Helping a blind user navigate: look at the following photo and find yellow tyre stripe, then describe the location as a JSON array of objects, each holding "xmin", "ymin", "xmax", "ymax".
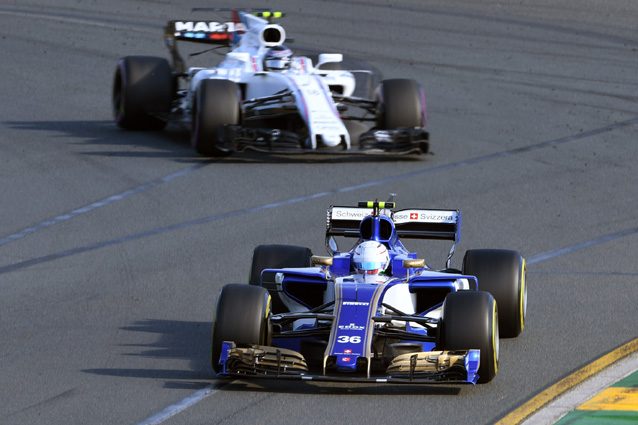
[
  {"xmin": 519, "ymin": 258, "xmax": 526, "ymax": 331},
  {"xmin": 265, "ymin": 295, "xmax": 271, "ymax": 319},
  {"xmin": 493, "ymin": 302, "xmax": 499, "ymax": 374}
]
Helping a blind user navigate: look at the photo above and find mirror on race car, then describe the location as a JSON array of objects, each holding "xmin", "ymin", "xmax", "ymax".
[
  {"xmin": 311, "ymin": 255, "xmax": 333, "ymax": 266},
  {"xmin": 403, "ymin": 258, "xmax": 425, "ymax": 268},
  {"xmin": 317, "ymin": 53, "xmax": 343, "ymax": 67},
  {"xmin": 326, "ymin": 236, "xmax": 339, "ymax": 255}
]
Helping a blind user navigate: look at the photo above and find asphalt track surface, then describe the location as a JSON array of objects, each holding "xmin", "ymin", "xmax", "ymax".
[{"xmin": 1, "ymin": 1, "xmax": 637, "ymax": 424}]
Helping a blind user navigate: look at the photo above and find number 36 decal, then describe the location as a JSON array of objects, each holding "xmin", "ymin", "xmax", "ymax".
[{"xmin": 337, "ymin": 335, "xmax": 361, "ymax": 344}]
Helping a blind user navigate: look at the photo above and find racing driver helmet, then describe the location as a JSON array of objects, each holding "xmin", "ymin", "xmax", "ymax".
[
  {"xmin": 353, "ymin": 241, "xmax": 390, "ymax": 275},
  {"xmin": 263, "ymin": 45, "xmax": 292, "ymax": 71}
]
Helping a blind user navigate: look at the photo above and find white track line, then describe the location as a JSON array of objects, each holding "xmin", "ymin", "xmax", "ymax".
[
  {"xmin": 0, "ymin": 164, "xmax": 205, "ymax": 247},
  {"xmin": 526, "ymin": 226, "xmax": 638, "ymax": 265},
  {"xmin": 136, "ymin": 385, "xmax": 221, "ymax": 425},
  {"xmin": 4, "ymin": 116, "xmax": 637, "ymax": 262}
]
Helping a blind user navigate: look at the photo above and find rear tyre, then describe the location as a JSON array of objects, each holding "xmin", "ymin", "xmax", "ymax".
[
  {"xmin": 439, "ymin": 291, "xmax": 498, "ymax": 383},
  {"xmin": 112, "ymin": 56, "xmax": 173, "ymax": 130},
  {"xmin": 191, "ymin": 79, "xmax": 240, "ymax": 157},
  {"xmin": 211, "ymin": 284, "xmax": 271, "ymax": 372},
  {"xmin": 463, "ymin": 249, "xmax": 526, "ymax": 338},
  {"xmin": 249, "ymin": 244, "xmax": 313, "ymax": 313},
  {"xmin": 375, "ymin": 78, "xmax": 426, "ymax": 129}
]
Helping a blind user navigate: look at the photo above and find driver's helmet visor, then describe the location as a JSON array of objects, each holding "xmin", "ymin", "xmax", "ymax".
[
  {"xmin": 354, "ymin": 260, "xmax": 385, "ymax": 272},
  {"xmin": 265, "ymin": 58, "xmax": 290, "ymax": 70}
]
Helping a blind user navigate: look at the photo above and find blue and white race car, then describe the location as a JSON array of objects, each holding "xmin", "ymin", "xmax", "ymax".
[
  {"xmin": 212, "ymin": 200, "xmax": 526, "ymax": 384},
  {"xmin": 112, "ymin": 9, "xmax": 429, "ymax": 156}
]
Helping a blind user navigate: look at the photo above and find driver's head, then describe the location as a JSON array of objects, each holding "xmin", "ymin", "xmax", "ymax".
[
  {"xmin": 263, "ymin": 45, "xmax": 292, "ymax": 71},
  {"xmin": 353, "ymin": 241, "xmax": 390, "ymax": 275}
]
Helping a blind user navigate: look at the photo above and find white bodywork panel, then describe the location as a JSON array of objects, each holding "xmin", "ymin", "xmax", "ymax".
[{"xmin": 180, "ymin": 12, "xmax": 355, "ymax": 149}]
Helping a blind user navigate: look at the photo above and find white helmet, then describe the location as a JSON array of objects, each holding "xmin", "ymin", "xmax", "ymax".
[
  {"xmin": 263, "ymin": 45, "xmax": 292, "ymax": 71},
  {"xmin": 353, "ymin": 241, "xmax": 390, "ymax": 275}
]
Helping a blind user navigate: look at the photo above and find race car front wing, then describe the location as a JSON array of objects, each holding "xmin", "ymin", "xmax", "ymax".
[
  {"xmin": 216, "ymin": 126, "xmax": 429, "ymax": 155},
  {"xmin": 217, "ymin": 342, "xmax": 480, "ymax": 384}
]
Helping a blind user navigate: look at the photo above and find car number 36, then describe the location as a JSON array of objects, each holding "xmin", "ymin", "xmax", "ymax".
[{"xmin": 337, "ymin": 335, "xmax": 361, "ymax": 343}]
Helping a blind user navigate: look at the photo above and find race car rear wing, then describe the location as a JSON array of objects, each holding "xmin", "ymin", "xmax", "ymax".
[
  {"xmin": 326, "ymin": 206, "xmax": 461, "ymax": 242},
  {"xmin": 164, "ymin": 20, "xmax": 240, "ymax": 73},
  {"xmin": 164, "ymin": 20, "xmax": 242, "ymax": 45},
  {"xmin": 326, "ymin": 205, "xmax": 461, "ymax": 268},
  {"xmin": 163, "ymin": 10, "xmax": 285, "ymax": 73}
]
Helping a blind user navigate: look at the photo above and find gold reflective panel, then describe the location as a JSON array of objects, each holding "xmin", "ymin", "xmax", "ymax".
[
  {"xmin": 402, "ymin": 258, "xmax": 425, "ymax": 268},
  {"xmin": 311, "ymin": 255, "xmax": 333, "ymax": 266}
]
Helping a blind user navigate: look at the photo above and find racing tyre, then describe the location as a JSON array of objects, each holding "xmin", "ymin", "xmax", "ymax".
[
  {"xmin": 463, "ymin": 249, "xmax": 527, "ymax": 338},
  {"xmin": 191, "ymin": 79, "xmax": 240, "ymax": 157},
  {"xmin": 375, "ymin": 79, "xmax": 426, "ymax": 129},
  {"xmin": 211, "ymin": 284, "xmax": 271, "ymax": 372},
  {"xmin": 439, "ymin": 291, "xmax": 498, "ymax": 383},
  {"xmin": 249, "ymin": 244, "xmax": 313, "ymax": 313},
  {"xmin": 112, "ymin": 56, "xmax": 173, "ymax": 130}
]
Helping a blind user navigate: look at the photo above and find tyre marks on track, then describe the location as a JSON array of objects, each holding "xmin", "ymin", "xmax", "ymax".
[{"xmin": 0, "ymin": 117, "xmax": 637, "ymax": 274}]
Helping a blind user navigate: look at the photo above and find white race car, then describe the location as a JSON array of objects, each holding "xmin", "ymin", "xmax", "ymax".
[{"xmin": 112, "ymin": 9, "xmax": 429, "ymax": 156}]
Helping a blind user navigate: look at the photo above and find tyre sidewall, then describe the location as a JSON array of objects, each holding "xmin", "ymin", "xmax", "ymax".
[
  {"xmin": 376, "ymin": 78, "xmax": 425, "ymax": 129},
  {"xmin": 463, "ymin": 249, "xmax": 526, "ymax": 338},
  {"xmin": 113, "ymin": 56, "xmax": 172, "ymax": 130},
  {"xmin": 211, "ymin": 284, "xmax": 271, "ymax": 372},
  {"xmin": 191, "ymin": 79, "xmax": 240, "ymax": 157},
  {"xmin": 440, "ymin": 291, "xmax": 498, "ymax": 383}
]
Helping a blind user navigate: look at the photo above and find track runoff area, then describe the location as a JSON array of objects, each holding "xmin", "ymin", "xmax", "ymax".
[
  {"xmin": 498, "ymin": 338, "xmax": 638, "ymax": 424},
  {"xmin": 555, "ymin": 366, "xmax": 638, "ymax": 424}
]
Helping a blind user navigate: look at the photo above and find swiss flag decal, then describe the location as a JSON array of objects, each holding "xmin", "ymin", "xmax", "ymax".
[{"xmin": 410, "ymin": 213, "xmax": 418, "ymax": 220}]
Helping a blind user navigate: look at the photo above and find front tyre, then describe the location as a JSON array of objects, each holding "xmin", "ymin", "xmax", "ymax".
[
  {"xmin": 439, "ymin": 291, "xmax": 498, "ymax": 383},
  {"xmin": 191, "ymin": 79, "xmax": 240, "ymax": 157},
  {"xmin": 463, "ymin": 249, "xmax": 527, "ymax": 338},
  {"xmin": 211, "ymin": 284, "xmax": 271, "ymax": 372},
  {"xmin": 375, "ymin": 78, "xmax": 426, "ymax": 129},
  {"xmin": 112, "ymin": 56, "xmax": 173, "ymax": 130}
]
